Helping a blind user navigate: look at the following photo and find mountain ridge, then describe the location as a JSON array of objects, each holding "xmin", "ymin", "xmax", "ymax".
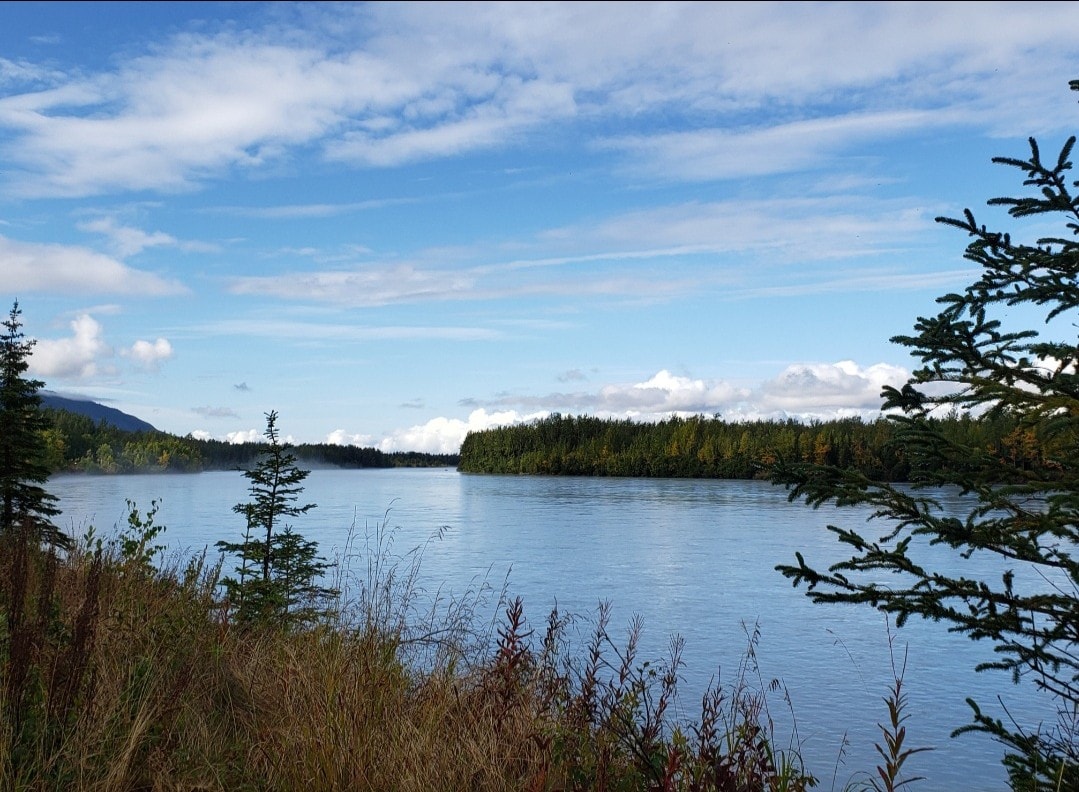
[{"xmin": 40, "ymin": 391, "xmax": 158, "ymax": 434}]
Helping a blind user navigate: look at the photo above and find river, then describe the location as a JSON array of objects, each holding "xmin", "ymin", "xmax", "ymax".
[{"xmin": 47, "ymin": 467, "xmax": 1061, "ymax": 790}]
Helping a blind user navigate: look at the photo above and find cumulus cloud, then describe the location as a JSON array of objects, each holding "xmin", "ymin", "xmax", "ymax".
[
  {"xmin": 332, "ymin": 408, "xmax": 547, "ymax": 455},
  {"xmin": 188, "ymin": 429, "xmax": 214, "ymax": 441},
  {"xmin": 28, "ymin": 313, "xmax": 179, "ymax": 381},
  {"xmin": 30, "ymin": 313, "xmax": 113, "ymax": 380},
  {"xmin": 325, "ymin": 428, "xmax": 376, "ymax": 447},
  {"xmin": 597, "ymin": 370, "xmax": 750, "ymax": 415},
  {"xmin": 0, "ymin": 236, "xmax": 186, "ymax": 296},
  {"xmin": 226, "ymin": 429, "xmax": 262, "ymax": 444},
  {"xmin": 464, "ymin": 363, "xmax": 911, "ymax": 429},
  {"xmin": 755, "ymin": 360, "xmax": 909, "ymax": 417},
  {"xmin": 124, "ymin": 337, "xmax": 173, "ymax": 370}
]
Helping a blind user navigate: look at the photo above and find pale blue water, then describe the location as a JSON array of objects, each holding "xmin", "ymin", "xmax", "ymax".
[{"xmin": 48, "ymin": 468, "xmax": 1063, "ymax": 791}]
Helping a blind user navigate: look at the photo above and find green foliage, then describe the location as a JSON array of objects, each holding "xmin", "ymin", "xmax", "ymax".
[
  {"xmin": 43, "ymin": 407, "xmax": 204, "ymax": 473},
  {"xmin": 216, "ymin": 411, "xmax": 336, "ymax": 627},
  {"xmin": 459, "ymin": 412, "xmax": 1040, "ymax": 481},
  {"xmin": 773, "ymin": 83, "xmax": 1079, "ymax": 788},
  {"xmin": 0, "ymin": 302, "xmax": 64, "ymax": 549},
  {"xmin": 111, "ymin": 499, "xmax": 167, "ymax": 574}
]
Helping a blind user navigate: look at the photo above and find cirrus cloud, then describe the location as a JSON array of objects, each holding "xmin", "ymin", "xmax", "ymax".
[{"xmin": 2, "ymin": 3, "xmax": 1078, "ymax": 198}]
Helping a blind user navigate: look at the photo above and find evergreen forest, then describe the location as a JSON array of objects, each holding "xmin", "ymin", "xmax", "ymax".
[{"xmin": 458, "ymin": 411, "xmax": 1043, "ymax": 481}]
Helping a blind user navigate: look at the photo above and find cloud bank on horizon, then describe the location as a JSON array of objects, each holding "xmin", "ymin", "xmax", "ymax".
[{"xmin": 3, "ymin": 2, "xmax": 1077, "ymax": 453}]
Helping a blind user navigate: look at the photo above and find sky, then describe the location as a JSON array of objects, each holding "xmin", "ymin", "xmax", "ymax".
[{"xmin": 2, "ymin": 1, "xmax": 1079, "ymax": 453}]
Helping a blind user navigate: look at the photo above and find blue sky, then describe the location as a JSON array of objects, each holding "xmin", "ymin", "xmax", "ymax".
[{"xmin": 3, "ymin": 1, "xmax": 1078, "ymax": 452}]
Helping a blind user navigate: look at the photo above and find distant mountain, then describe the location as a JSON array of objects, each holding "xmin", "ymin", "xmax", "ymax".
[{"xmin": 40, "ymin": 391, "xmax": 158, "ymax": 434}]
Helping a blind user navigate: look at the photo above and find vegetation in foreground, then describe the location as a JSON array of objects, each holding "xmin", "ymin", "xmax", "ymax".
[{"xmin": 0, "ymin": 514, "xmax": 842, "ymax": 792}]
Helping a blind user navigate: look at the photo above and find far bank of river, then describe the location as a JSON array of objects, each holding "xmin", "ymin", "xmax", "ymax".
[{"xmin": 49, "ymin": 467, "xmax": 1059, "ymax": 791}]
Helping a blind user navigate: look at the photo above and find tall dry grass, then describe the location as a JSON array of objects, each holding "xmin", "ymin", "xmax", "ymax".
[{"xmin": 0, "ymin": 508, "xmax": 926, "ymax": 791}]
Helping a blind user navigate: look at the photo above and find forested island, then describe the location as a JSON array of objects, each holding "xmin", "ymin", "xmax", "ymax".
[
  {"xmin": 40, "ymin": 407, "xmax": 459, "ymax": 473},
  {"xmin": 457, "ymin": 411, "xmax": 1040, "ymax": 480}
]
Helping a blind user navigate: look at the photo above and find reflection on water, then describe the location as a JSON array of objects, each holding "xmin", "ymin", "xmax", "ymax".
[{"xmin": 49, "ymin": 468, "xmax": 1060, "ymax": 791}]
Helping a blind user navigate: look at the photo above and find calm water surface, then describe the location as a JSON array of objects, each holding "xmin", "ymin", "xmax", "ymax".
[{"xmin": 49, "ymin": 468, "xmax": 1060, "ymax": 790}]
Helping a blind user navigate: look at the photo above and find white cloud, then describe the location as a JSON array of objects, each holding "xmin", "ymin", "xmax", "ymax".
[
  {"xmin": 189, "ymin": 429, "xmax": 214, "ymax": 441},
  {"xmin": 0, "ymin": 235, "xmax": 186, "ymax": 296},
  {"xmin": 755, "ymin": 360, "xmax": 910, "ymax": 417},
  {"xmin": 124, "ymin": 338, "xmax": 174, "ymax": 370},
  {"xmin": 193, "ymin": 317, "xmax": 500, "ymax": 342},
  {"xmin": 2, "ymin": 4, "xmax": 1078, "ymax": 196},
  {"xmin": 463, "ymin": 362, "xmax": 912, "ymax": 433},
  {"xmin": 0, "ymin": 56, "xmax": 61, "ymax": 87},
  {"xmin": 77, "ymin": 216, "xmax": 178, "ymax": 257},
  {"xmin": 325, "ymin": 429, "xmax": 376, "ymax": 447},
  {"xmin": 30, "ymin": 313, "xmax": 113, "ymax": 380},
  {"xmin": 226, "ymin": 429, "xmax": 262, "ymax": 444},
  {"xmin": 326, "ymin": 77, "xmax": 577, "ymax": 167},
  {"xmin": 0, "ymin": 37, "xmax": 368, "ymax": 196},
  {"xmin": 214, "ymin": 197, "xmax": 414, "ymax": 219},
  {"xmin": 222, "ymin": 193, "xmax": 951, "ymax": 312},
  {"xmin": 604, "ymin": 110, "xmax": 948, "ymax": 182},
  {"xmin": 579, "ymin": 197, "xmax": 935, "ymax": 263},
  {"xmin": 229, "ymin": 264, "xmax": 476, "ymax": 307},
  {"xmin": 597, "ymin": 370, "xmax": 750, "ymax": 415},
  {"xmin": 334, "ymin": 408, "xmax": 546, "ymax": 455},
  {"xmin": 29, "ymin": 314, "xmax": 177, "ymax": 381},
  {"xmin": 77, "ymin": 216, "xmax": 216, "ymax": 258}
]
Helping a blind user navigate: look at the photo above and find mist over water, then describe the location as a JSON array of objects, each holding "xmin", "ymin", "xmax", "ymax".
[{"xmin": 50, "ymin": 468, "xmax": 1060, "ymax": 791}]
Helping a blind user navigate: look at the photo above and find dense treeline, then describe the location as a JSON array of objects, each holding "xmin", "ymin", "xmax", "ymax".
[
  {"xmin": 458, "ymin": 412, "xmax": 1041, "ymax": 480},
  {"xmin": 42, "ymin": 408, "xmax": 203, "ymax": 473},
  {"xmin": 41, "ymin": 408, "xmax": 458, "ymax": 473}
]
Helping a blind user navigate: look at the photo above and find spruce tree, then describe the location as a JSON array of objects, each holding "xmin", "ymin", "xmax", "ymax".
[
  {"xmin": 0, "ymin": 302, "xmax": 64, "ymax": 548},
  {"xmin": 217, "ymin": 411, "xmax": 335, "ymax": 626},
  {"xmin": 772, "ymin": 83, "xmax": 1079, "ymax": 787}
]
